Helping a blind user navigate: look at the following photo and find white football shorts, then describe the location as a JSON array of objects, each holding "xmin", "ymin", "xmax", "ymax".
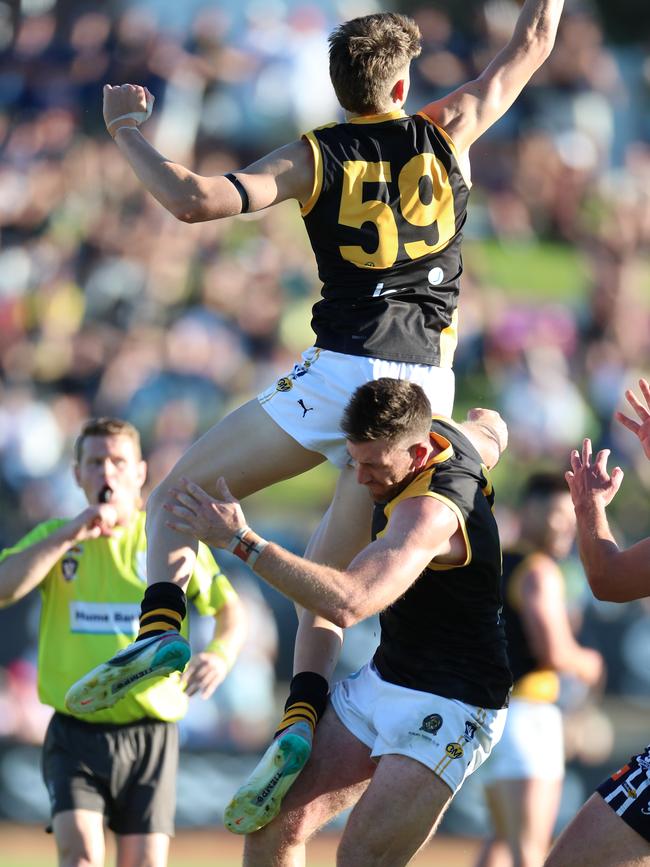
[
  {"xmin": 257, "ymin": 347, "xmax": 456, "ymax": 468},
  {"xmin": 330, "ymin": 661, "xmax": 508, "ymax": 795},
  {"xmin": 478, "ymin": 698, "xmax": 564, "ymax": 783}
]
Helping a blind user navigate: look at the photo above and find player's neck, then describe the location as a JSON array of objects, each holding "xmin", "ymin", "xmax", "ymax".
[{"xmin": 345, "ymin": 102, "xmax": 405, "ymax": 122}]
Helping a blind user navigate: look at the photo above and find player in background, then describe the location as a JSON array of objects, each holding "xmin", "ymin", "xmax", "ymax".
[
  {"xmin": 544, "ymin": 379, "xmax": 650, "ymax": 867},
  {"xmin": 67, "ymin": 0, "xmax": 567, "ymax": 833},
  {"xmin": 0, "ymin": 418, "xmax": 245, "ymax": 867},
  {"xmin": 475, "ymin": 473, "xmax": 603, "ymax": 867}
]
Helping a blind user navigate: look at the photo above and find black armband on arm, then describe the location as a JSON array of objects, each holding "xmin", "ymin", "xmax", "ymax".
[{"xmin": 225, "ymin": 172, "xmax": 250, "ymax": 214}]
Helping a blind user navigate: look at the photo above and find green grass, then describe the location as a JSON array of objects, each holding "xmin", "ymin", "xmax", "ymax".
[{"xmin": 464, "ymin": 238, "xmax": 589, "ymax": 301}]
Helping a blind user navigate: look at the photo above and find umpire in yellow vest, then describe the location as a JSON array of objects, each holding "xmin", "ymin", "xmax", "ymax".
[{"xmin": 0, "ymin": 417, "xmax": 246, "ymax": 867}]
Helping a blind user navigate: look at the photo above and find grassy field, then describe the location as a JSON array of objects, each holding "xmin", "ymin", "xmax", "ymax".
[{"xmin": 1, "ymin": 824, "xmax": 482, "ymax": 866}]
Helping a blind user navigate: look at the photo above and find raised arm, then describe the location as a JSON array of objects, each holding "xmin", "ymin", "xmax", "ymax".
[
  {"xmin": 422, "ymin": 0, "xmax": 564, "ymax": 153},
  {"xmin": 566, "ymin": 438, "xmax": 650, "ymax": 602},
  {"xmin": 102, "ymin": 84, "xmax": 314, "ymax": 222},
  {"xmin": 164, "ymin": 478, "xmax": 460, "ymax": 628},
  {"xmin": 0, "ymin": 505, "xmax": 118, "ymax": 606}
]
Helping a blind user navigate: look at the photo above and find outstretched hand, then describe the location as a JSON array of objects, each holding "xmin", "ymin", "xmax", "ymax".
[
  {"xmin": 565, "ymin": 438, "xmax": 624, "ymax": 511},
  {"xmin": 616, "ymin": 378, "xmax": 650, "ymax": 461},
  {"xmin": 163, "ymin": 477, "xmax": 247, "ymax": 549},
  {"xmin": 103, "ymin": 83, "xmax": 154, "ymax": 137}
]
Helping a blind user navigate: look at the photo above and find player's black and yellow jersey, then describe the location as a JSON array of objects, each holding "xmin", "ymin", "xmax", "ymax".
[
  {"xmin": 501, "ymin": 550, "xmax": 561, "ymax": 703},
  {"xmin": 0, "ymin": 512, "xmax": 237, "ymax": 724},
  {"xmin": 301, "ymin": 110, "xmax": 470, "ymax": 366},
  {"xmin": 372, "ymin": 417, "xmax": 511, "ymax": 709}
]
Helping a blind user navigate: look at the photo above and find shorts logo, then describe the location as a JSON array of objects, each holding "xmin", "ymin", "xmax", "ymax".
[
  {"xmin": 420, "ymin": 714, "xmax": 443, "ymax": 735},
  {"xmin": 276, "ymin": 377, "xmax": 293, "ymax": 392},
  {"xmin": 297, "ymin": 399, "xmax": 314, "ymax": 417},
  {"xmin": 445, "ymin": 742, "xmax": 464, "ymax": 759},
  {"xmin": 61, "ymin": 557, "xmax": 79, "ymax": 582},
  {"xmin": 623, "ymin": 782, "xmax": 638, "ymax": 800},
  {"xmin": 463, "ymin": 721, "xmax": 478, "ymax": 742}
]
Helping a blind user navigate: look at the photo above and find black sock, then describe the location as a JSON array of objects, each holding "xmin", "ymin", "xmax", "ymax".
[
  {"xmin": 274, "ymin": 671, "xmax": 329, "ymax": 738},
  {"xmin": 136, "ymin": 582, "xmax": 186, "ymax": 641}
]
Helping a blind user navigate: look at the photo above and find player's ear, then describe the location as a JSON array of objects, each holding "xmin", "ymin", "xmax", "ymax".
[
  {"xmin": 137, "ymin": 460, "xmax": 147, "ymax": 488},
  {"xmin": 391, "ymin": 77, "xmax": 406, "ymax": 104},
  {"xmin": 410, "ymin": 441, "xmax": 429, "ymax": 468},
  {"xmin": 73, "ymin": 463, "xmax": 82, "ymax": 487}
]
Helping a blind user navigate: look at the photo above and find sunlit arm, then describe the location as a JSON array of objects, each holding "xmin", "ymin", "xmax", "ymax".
[
  {"xmin": 112, "ymin": 131, "xmax": 314, "ymax": 223},
  {"xmin": 253, "ymin": 497, "xmax": 458, "ymax": 628},
  {"xmin": 0, "ymin": 526, "xmax": 78, "ymax": 606},
  {"xmin": 574, "ymin": 501, "xmax": 650, "ymax": 603},
  {"xmin": 424, "ymin": 0, "xmax": 564, "ymax": 152}
]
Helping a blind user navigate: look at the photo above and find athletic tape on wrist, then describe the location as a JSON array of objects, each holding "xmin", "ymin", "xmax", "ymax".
[
  {"xmin": 107, "ymin": 93, "xmax": 154, "ymax": 136},
  {"xmin": 227, "ymin": 526, "xmax": 268, "ymax": 568}
]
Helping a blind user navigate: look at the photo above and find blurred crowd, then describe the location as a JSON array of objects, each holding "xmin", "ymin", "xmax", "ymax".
[{"xmin": 0, "ymin": 0, "xmax": 649, "ymax": 752}]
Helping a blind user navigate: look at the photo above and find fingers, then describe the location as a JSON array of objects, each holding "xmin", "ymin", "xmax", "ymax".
[
  {"xmin": 216, "ymin": 476, "xmax": 236, "ymax": 502},
  {"xmin": 182, "ymin": 656, "xmax": 226, "ymax": 698},
  {"xmin": 610, "ymin": 465, "xmax": 624, "ymax": 493},
  {"xmin": 593, "ymin": 448, "xmax": 610, "ymax": 477},
  {"xmin": 625, "ymin": 385, "xmax": 650, "ymax": 421},
  {"xmin": 581, "ymin": 438, "xmax": 592, "ymax": 468},
  {"xmin": 615, "ymin": 411, "xmax": 640, "ymax": 435},
  {"xmin": 639, "ymin": 378, "xmax": 650, "ymax": 407},
  {"xmin": 569, "ymin": 448, "xmax": 583, "ymax": 472}
]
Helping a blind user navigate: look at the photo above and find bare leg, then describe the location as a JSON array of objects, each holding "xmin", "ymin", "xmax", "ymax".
[
  {"xmin": 145, "ymin": 399, "xmax": 324, "ymax": 589},
  {"xmin": 52, "ymin": 810, "xmax": 105, "ymax": 867},
  {"xmin": 544, "ymin": 793, "xmax": 650, "ymax": 867},
  {"xmin": 477, "ymin": 778, "xmax": 562, "ymax": 867},
  {"xmin": 337, "ymin": 754, "xmax": 455, "ymax": 867},
  {"xmin": 294, "ymin": 465, "xmax": 374, "ymax": 678},
  {"xmin": 117, "ymin": 833, "xmax": 169, "ymax": 867},
  {"xmin": 243, "ymin": 707, "xmax": 376, "ymax": 867},
  {"xmin": 224, "ymin": 465, "xmax": 374, "ymax": 835}
]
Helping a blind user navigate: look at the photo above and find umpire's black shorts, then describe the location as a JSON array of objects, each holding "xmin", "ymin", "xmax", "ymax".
[{"xmin": 42, "ymin": 711, "xmax": 178, "ymax": 835}]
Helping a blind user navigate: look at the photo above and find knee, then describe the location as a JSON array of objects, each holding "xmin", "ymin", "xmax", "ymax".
[{"xmin": 57, "ymin": 844, "xmax": 101, "ymax": 867}]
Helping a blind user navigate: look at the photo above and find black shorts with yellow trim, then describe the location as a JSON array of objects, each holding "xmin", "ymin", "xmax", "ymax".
[
  {"xmin": 42, "ymin": 711, "xmax": 178, "ymax": 835},
  {"xmin": 597, "ymin": 743, "xmax": 650, "ymax": 843}
]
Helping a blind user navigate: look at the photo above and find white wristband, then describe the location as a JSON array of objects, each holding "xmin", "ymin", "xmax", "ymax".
[{"xmin": 227, "ymin": 527, "xmax": 268, "ymax": 568}]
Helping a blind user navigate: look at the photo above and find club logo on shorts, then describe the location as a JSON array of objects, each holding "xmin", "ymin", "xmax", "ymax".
[
  {"xmin": 623, "ymin": 782, "xmax": 638, "ymax": 800},
  {"xmin": 276, "ymin": 377, "xmax": 293, "ymax": 392},
  {"xmin": 61, "ymin": 557, "xmax": 79, "ymax": 582},
  {"xmin": 445, "ymin": 742, "xmax": 464, "ymax": 759},
  {"xmin": 420, "ymin": 714, "xmax": 443, "ymax": 735}
]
